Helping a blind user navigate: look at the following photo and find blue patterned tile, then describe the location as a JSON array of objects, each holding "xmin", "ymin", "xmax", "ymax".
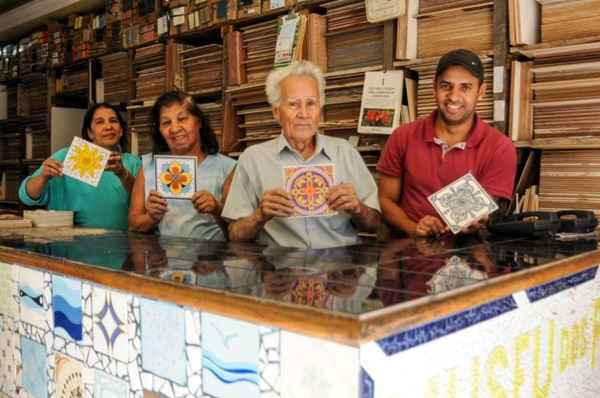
[
  {"xmin": 92, "ymin": 288, "xmax": 129, "ymax": 362},
  {"xmin": 376, "ymin": 296, "xmax": 518, "ymax": 356},
  {"xmin": 360, "ymin": 367, "xmax": 374, "ymax": 398},
  {"xmin": 202, "ymin": 313, "xmax": 260, "ymax": 398},
  {"xmin": 19, "ymin": 267, "xmax": 48, "ymax": 329},
  {"xmin": 526, "ymin": 267, "xmax": 597, "ymax": 302},
  {"xmin": 140, "ymin": 298, "xmax": 186, "ymax": 385},
  {"xmin": 21, "ymin": 337, "xmax": 47, "ymax": 398},
  {"xmin": 53, "ymin": 276, "xmax": 82, "ymax": 342}
]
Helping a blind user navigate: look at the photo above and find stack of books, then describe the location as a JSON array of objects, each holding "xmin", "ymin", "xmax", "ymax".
[
  {"xmin": 417, "ymin": 0, "xmax": 493, "ymax": 58},
  {"xmin": 69, "ymin": 14, "xmax": 94, "ymax": 62},
  {"xmin": 322, "ymin": 67, "xmax": 370, "ymax": 138},
  {"xmin": 127, "ymin": 104, "xmax": 154, "ymax": 156},
  {"xmin": 239, "ymin": 19, "xmax": 279, "ymax": 83},
  {"xmin": 101, "ymin": 51, "xmax": 131, "ymax": 104},
  {"xmin": 324, "ymin": 0, "xmax": 384, "ymax": 72},
  {"xmin": 49, "ymin": 24, "xmax": 69, "ymax": 67},
  {"xmin": 30, "ymin": 30, "xmax": 49, "ymax": 71},
  {"xmin": 178, "ymin": 44, "xmax": 223, "ymax": 95},
  {"xmin": 133, "ymin": 43, "xmax": 166, "ymax": 101},
  {"xmin": 227, "ymin": 83, "xmax": 279, "ymax": 153},
  {"xmin": 18, "ymin": 37, "xmax": 32, "ymax": 75},
  {"xmin": 539, "ymin": 149, "xmax": 600, "ymax": 219},
  {"xmin": 538, "ymin": 0, "xmax": 600, "ymax": 43},
  {"xmin": 198, "ymin": 102, "xmax": 224, "ymax": 149},
  {"xmin": 57, "ymin": 65, "xmax": 90, "ymax": 98},
  {"xmin": 511, "ymin": 44, "xmax": 600, "ymax": 141}
]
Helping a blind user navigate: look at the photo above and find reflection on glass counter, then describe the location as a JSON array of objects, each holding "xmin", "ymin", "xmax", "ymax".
[{"xmin": 0, "ymin": 228, "xmax": 597, "ymax": 316}]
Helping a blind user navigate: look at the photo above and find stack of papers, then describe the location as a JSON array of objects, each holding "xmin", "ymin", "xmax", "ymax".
[{"xmin": 23, "ymin": 210, "xmax": 74, "ymax": 228}]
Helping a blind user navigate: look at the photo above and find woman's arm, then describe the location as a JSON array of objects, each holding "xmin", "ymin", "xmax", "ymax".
[
  {"xmin": 128, "ymin": 168, "xmax": 166, "ymax": 232},
  {"xmin": 23, "ymin": 158, "xmax": 63, "ymax": 201},
  {"xmin": 106, "ymin": 154, "xmax": 135, "ymax": 194}
]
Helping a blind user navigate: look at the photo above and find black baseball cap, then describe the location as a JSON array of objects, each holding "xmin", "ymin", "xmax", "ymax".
[{"xmin": 435, "ymin": 49, "xmax": 484, "ymax": 83}]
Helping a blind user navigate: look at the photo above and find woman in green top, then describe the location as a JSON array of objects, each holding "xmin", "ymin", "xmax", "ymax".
[{"xmin": 18, "ymin": 103, "xmax": 141, "ymax": 230}]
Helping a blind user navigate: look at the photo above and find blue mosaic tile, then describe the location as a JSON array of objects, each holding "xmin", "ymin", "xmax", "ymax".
[
  {"xmin": 53, "ymin": 276, "xmax": 82, "ymax": 342},
  {"xmin": 21, "ymin": 337, "xmax": 47, "ymax": 398},
  {"xmin": 526, "ymin": 267, "xmax": 597, "ymax": 303},
  {"xmin": 376, "ymin": 296, "xmax": 518, "ymax": 356},
  {"xmin": 360, "ymin": 367, "xmax": 374, "ymax": 398}
]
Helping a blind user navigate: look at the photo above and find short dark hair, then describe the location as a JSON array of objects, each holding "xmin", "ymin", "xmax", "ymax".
[
  {"xmin": 150, "ymin": 91, "xmax": 219, "ymax": 155},
  {"xmin": 81, "ymin": 102, "xmax": 128, "ymax": 149},
  {"xmin": 435, "ymin": 49, "xmax": 484, "ymax": 84}
]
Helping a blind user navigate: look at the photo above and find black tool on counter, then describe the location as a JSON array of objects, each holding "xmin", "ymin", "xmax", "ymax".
[
  {"xmin": 556, "ymin": 210, "xmax": 598, "ymax": 233},
  {"xmin": 488, "ymin": 211, "xmax": 560, "ymax": 237},
  {"xmin": 488, "ymin": 210, "xmax": 598, "ymax": 238}
]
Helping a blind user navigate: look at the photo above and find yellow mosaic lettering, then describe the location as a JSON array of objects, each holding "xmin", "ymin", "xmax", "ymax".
[
  {"xmin": 580, "ymin": 318, "xmax": 589, "ymax": 359},
  {"xmin": 487, "ymin": 345, "xmax": 509, "ymax": 398},
  {"xmin": 472, "ymin": 357, "xmax": 481, "ymax": 398},
  {"xmin": 513, "ymin": 332, "xmax": 529, "ymax": 398},
  {"xmin": 533, "ymin": 320, "xmax": 555, "ymax": 398},
  {"xmin": 559, "ymin": 327, "xmax": 570, "ymax": 373},
  {"xmin": 425, "ymin": 375, "xmax": 440, "ymax": 398},
  {"xmin": 592, "ymin": 298, "xmax": 600, "ymax": 369},
  {"xmin": 448, "ymin": 367, "xmax": 457, "ymax": 398}
]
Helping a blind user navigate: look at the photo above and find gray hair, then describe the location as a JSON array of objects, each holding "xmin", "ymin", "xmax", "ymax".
[{"xmin": 265, "ymin": 61, "xmax": 326, "ymax": 108}]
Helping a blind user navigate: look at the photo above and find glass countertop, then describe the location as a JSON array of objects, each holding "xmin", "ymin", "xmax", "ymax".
[{"xmin": 0, "ymin": 228, "xmax": 596, "ymax": 316}]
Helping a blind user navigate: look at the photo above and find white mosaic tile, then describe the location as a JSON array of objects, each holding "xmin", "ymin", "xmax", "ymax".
[
  {"xmin": 185, "ymin": 310, "xmax": 201, "ymax": 346},
  {"xmin": 0, "ymin": 263, "xmax": 18, "ymax": 319},
  {"xmin": 280, "ymin": 331, "xmax": 359, "ymax": 398},
  {"xmin": 0, "ymin": 315, "xmax": 20, "ymax": 396},
  {"xmin": 259, "ymin": 328, "xmax": 280, "ymax": 395}
]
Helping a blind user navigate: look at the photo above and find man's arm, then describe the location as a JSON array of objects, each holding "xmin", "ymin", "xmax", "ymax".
[
  {"xmin": 228, "ymin": 188, "xmax": 294, "ymax": 242},
  {"xmin": 378, "ymin": 173, "xmax": 418, "ymax": 235},
  {"xmin": 378, "ymin": 173, "xmax": 446, "ymax": 237},
  {"xmin": 351, "ymin": 202, "xmax": 381, "ymax": 232},
  {"xmin": 228, "ymin": 208, "xmax": 269, "ymax": 242},
  {"xmin": 327, "ymin": 183, "xmax": 380, "ymax": 232}
]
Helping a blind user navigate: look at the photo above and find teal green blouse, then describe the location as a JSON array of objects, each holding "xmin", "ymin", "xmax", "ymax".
[{"xmin": 18, "ymin": 148, "xmax": 141, "ymax": 230}]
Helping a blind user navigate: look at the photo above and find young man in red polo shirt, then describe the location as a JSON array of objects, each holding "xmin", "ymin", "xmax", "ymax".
[{"xmin": 377, "ymin": 49, "xmax": 517, "ymax": 237}]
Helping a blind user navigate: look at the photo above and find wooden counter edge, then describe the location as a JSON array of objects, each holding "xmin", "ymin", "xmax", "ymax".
[
  {"xmin": 358, "ymin": 249, "xmax": 600, "ymax": 343},
  {"xmin": 2, "ymin": 246, "xmax": 600, "ymax": 348},
  {"xmin": 0, "ymin": 247, "xmax": 362, "ymax": 346}
]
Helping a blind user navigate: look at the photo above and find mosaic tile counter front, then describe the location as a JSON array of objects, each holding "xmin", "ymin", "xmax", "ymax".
[{"xmin": 1, "ymin": 230, "xmax": 600, "ymax": 397}]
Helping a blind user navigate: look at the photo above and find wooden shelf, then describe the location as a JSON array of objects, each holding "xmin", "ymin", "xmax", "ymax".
[
  {"xmin": 0, "ymin": 200, "xmax": 20, "ymax": 206},
  {"xmin": 511, "ymin": 38, "xmax": 600, "ymax": 59},
  {"xmin": 513, "ymin": 138, "xmax": 600, "ymax": 150},
  {"xmin": 393, "ymin": 51, "xmax": 494, "ymax": 68},
  {"xmin": 0, "ymin": 159, "xmax": 21, "ymax": 166}
]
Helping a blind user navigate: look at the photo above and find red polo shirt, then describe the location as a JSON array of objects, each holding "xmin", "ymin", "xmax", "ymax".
[{"xmin": 377, "ymin": 111, "xmax": 517, "ymax": 223}]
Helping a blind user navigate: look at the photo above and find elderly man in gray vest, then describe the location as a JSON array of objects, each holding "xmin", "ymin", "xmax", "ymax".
[{"xmin": 222, "ymin": 61, "xmax": 381, "ymax": 249}]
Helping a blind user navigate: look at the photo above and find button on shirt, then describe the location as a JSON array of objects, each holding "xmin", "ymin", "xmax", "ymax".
[{"xmin": 222, "ymin": 134, "xmax": 381, "ymax": 249}]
